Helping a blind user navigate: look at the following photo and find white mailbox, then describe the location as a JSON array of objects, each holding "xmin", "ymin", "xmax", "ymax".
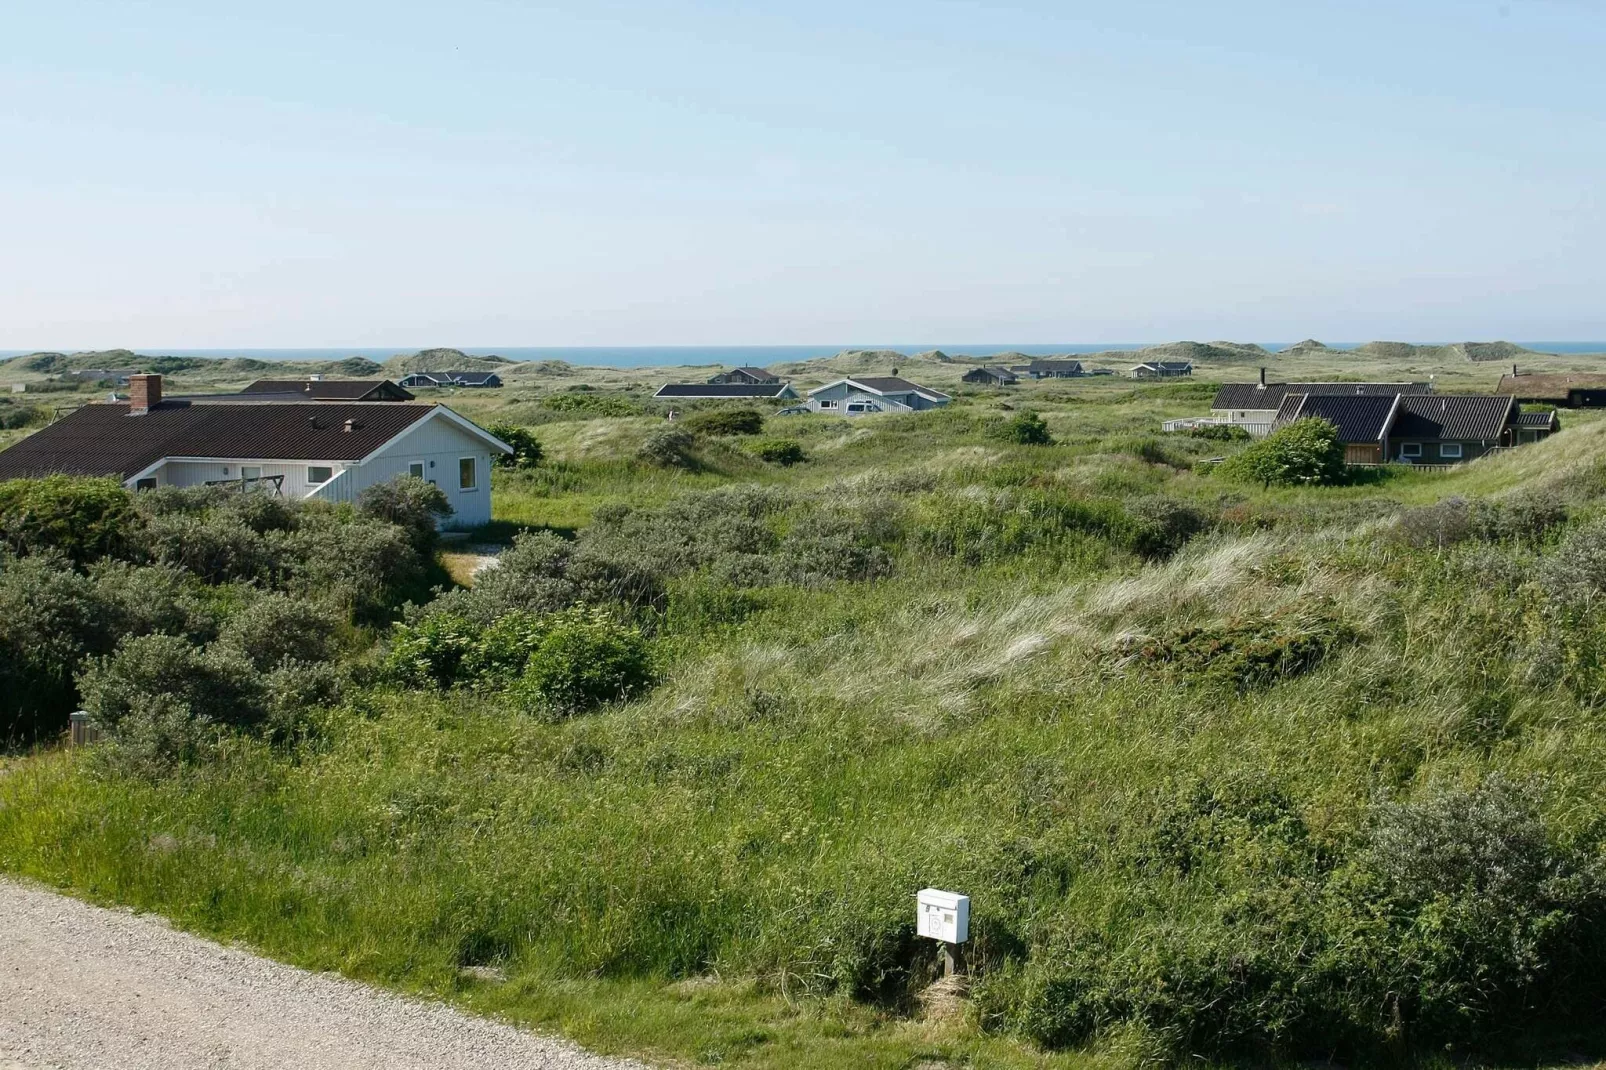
[{"xmin": 916, "ymin": 888, "xmax": 969, "ymax": 944}]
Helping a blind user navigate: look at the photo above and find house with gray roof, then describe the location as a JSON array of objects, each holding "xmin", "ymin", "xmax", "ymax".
[
  {"xmin": 239, "ymin": 378, "xmax": 415, "ymax": 402},
  {"xmin": 805, "ymin": 377, "xmax": 951, "ymax": 415},
  {"xmin": 0, "ymin": 375, "xmax": 510, "ymax": 528},
  {"xmin": 1209, "ymin": 369, "xmax": 1431, "ymax": 432},
  {"xmin": 707, "ymin": 367, "xmax": 781, "ymax": 385},
  {"xmin": 1273, "ymin": 391, "xmax": 1521, "ymax": 465},
  {"xmin": 962, "ymin": 366, "xmax": 1018, "ymax": 386}
]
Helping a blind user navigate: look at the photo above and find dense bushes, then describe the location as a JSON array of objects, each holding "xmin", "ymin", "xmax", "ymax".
[
  {"xmin": 684, "ymin": 409, "xmax": 763, "ymax": 436},
  {"xmin": 0, "ymin": 475, "xmax": 440, "ymax": 742},
  {"xmin": 991, "ymin": 411, "xmax": 1053, "ymax": 445},
  {"xmin": 1218, "ymin": 418, "xmax": 1346, "ymax": 487},
  {"xmin": 388, "ymin": 606, "xmax": 653, "ymax": 717},
  {"xmin": 0, "ymin": 476, "xmax": 140, "ymax": 564},
  {"xmin": 488, "ymin": 422, "xmax": 544, "ymax": 468},
  {"xmin": 977, "ymin": 774, "xmax": 1605, "ymax": 1058},
  {"xmin": 638, "ymin": 425, "xmax": 698, "ymax": 468},
  {"xmin": 749, "ymin": 438, "xmax": 806, "ymax": 465},
  {"xmin": 913, "ymin": 489, "xmax": 1204, "ymax": 565},
  {"xmin": 1187, "ymin": 422, "xmax": 1252, "ymax": 442}
]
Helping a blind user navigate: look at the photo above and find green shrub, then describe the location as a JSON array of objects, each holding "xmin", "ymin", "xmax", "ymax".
[
  {"xmin": 216, "ymin": 593, "xmax": 341, "ymax": 671},
  {"xmin": 488, "ymin": 423, "xmax": 545, "ymax": 468},
  {"xmin": 1187, "ymin": 423, "xmax": 1252, "ymax": 442},
  {"xmin": 1217, "ymin": 418, "xmax": 1345, "ymax": 487},
  {"xmin": 0, "ymin": 555, "xmax": 113, "ymax": 740},
  {"xmin": 357, "ymin": 475, "xmax": 453, "ymax": 551},
  {"xmin": 749, "ymin": 438, "xmax": 806, "ymax": 466},
  {"xmin": 0, "ymin": 476, "xmax": 140, "ymax": 565},
  {"xmin": 278, "ymin": 515, "xmax": 427, "ymax": 621},
  {"xmin": 637, "ymin": 425, "xmax": 699, "ymax": 468},
  {"xmin": 539, "ymin": 392, "xmax": 642, "ymax": 418},
  {"xmin": 991, "ymin": 411, "xmax": 1053, "ymax": 445},
  {"xmin": 384, "ymin": 613, "xmax": 483, "ymax": 688},
  {"xmin": 77, "ymin": 633, "xmax": 265, "ymax": 731},
  {"xmin": 139, "ymin": 512, "xmax": 277, "ymax": 584},
  {"xmin": 1125, "ymin": 608, "xmax": 1356, "ymax": 689},
  {"xmin": 511, "ymin": 608, "xmax": 654, "ymax": 717},
  {"xmin": 459, "ymin": 610, "xmax": 552, "ymax": 683},
  {"xmin": 685, "ymin": 409, "xmax": 764, "ymax": 436}
]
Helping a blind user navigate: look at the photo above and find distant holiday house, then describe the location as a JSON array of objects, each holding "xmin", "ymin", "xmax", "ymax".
[
  {"xmin": 1497, "ymin": 368, "xmax": 1606, "ymax": 408},
  {"xmin": 806, "ymin": 377, "xmax": 951, "ymax": 415},
  {"xmin": 240, "ymin": 378, "xmax": 415, "ymax": 401},
  {"xmin": 1024, "ymin": 359, "xmax": 1084, "ymax": 379},
  {"xmin": 707, "ymin": 367, "xmax": 782, "ymax": 385},
  {"xmin": 1129, "ymin": 361, "xmax": 1193, "ymax": 379},
  {"xmin": 961, "ymin": 366, "xmax": 1018, "ymax": 386},
  {"xmin": 652, "ymin": 382, "xmax": 799, "ymax": 401},
  {"xmin": 0, "ymin": 375, "xmax": 510, "ymax": 528},
  {"xmin": 397, "ymin": 371, "xmax": 504, "ymax": 389}
]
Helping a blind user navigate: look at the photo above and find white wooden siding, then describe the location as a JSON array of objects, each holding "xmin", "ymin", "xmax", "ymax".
[{"xmin": 134, "ymin": 410, "xmax": 502, "ymax": 530}]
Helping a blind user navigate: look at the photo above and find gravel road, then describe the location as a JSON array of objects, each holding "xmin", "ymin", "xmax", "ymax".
[{"xmin": 0, "ymin": 879, "xmax": 648, "ymax": 1070}]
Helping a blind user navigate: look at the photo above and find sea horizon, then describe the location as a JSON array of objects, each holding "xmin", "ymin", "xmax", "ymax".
[{"xmin": 2, "ymin": 342, "xmax": 1605, "ymax": 369}]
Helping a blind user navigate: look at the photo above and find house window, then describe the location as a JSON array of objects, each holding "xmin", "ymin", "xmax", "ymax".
[
  {"xmin": 1440, "ymin": 442, "xmax": 1463, "ymax": 459},
  {"xmin": 459, "ymin": 457, "xmax": 477, "ymax": 490},
  {"xmin": 408, "ymin": 462, "xmax": 425, "ymax": 480},
  {"xmin": 1400, "ymin": 443, "xmax": 1422, "ymax": 458},
  {"xmin": 135, "ymin": 477, "xmax": 157, "ymax": 491},
  {"xmin": 307, "ymin": 465, "xmax": 333, "ymax": 485},
  {"xmin": 242, "ymin": 466, "xmax": 262, "ymax": 482},
  {"xmin": 819, "ymin": 400, "xmax": 837, "ymax": 408}
]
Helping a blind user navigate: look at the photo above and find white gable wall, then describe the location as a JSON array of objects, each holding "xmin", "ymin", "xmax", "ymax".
[{"xmin": 320, "ymin": 412, "xmax": 498, "ymax": 528}]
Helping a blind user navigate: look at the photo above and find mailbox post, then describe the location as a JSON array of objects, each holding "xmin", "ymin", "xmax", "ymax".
[{"xmin": 916, "ymin": 888, "xmax": 969, "ymax": 977}]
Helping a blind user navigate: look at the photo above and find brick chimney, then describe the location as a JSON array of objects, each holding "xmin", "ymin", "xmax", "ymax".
[{"xmin": 128, "ymin": 374, "xmax": 162, "ymax": 415}]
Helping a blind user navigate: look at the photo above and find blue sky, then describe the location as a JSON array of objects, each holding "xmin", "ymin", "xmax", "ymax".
[{"xmin": 2, "ymin": 0, "xmax": 1603, "ymax": 347}]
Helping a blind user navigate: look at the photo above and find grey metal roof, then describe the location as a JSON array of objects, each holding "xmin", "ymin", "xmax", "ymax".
[
  {"xmin": 653, "ymin": 383, "xmax": 794, "ymax": 398},
  {"xmin": 1274, "ymin": 393, "xmax": 1399, "ymax": 443},
  {"xmin": 1212, "ymin": 381, "xmax": 1428, "ymax": 410},
  {"xmin": 1391, "ymin": 395, "xmax": 1517, "ymax": 441},
  {"xmin": 1026, "ymin": 359, "xmax": 1083, "ymax": 372},
  {"xmin": 1517, "ymin": 410, "xmax": 1559, "ymax": 429},
  {"xmin": 0, "ymin": 401, "xmax": 437, "ymax": 481},
  {"xmin": 845, "ymin": 377, "xmax": 951, "ymax": 399}
]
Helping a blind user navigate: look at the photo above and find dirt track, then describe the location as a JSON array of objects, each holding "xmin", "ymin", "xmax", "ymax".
[{"xmin": 0, "ymin": 879, "xmax": 645, "ymax": 1070}]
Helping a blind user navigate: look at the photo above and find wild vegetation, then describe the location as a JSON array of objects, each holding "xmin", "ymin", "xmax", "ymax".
[{"xmin": 3, "ymin": 362, "xmax": 1606, "ymax": 1069}]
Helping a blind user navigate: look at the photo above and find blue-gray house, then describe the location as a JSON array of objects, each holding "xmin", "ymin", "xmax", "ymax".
[{"xmin": 806, "ymin": 377, "xmax": 951, "ymax": 415}]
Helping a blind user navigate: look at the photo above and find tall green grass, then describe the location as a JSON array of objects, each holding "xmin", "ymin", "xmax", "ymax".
[{"xmin": 5, "ymin": 385, "xmax": 1606, "ymax": 1067}]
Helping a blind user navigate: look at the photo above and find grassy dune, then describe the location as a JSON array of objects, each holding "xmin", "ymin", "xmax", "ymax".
[{"xmin": 4, "ymin": 370, "xmax": 1606, "ymax": 1067}]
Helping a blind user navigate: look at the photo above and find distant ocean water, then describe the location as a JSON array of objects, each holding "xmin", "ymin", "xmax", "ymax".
[{"xmin": 3, "ymin": 343, "xmax": 1605, "ymax": 369}]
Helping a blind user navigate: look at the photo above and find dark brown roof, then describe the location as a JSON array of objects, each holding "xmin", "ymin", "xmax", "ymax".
[
  {"xmin": 1391, "ymin": 395, "xmax": 1517, "ymax": 441},
  {"xmin": 242, "ymin": 379, "xmax": 413, "ymax": 401},
  {"xmin": 1274, "ymin": 393, "xmax": 1399, "ymax": 443},
  {"xmin": 1213, "ymin": 381, "xmax": 1428, "ymax": 410},
  {"xmin": 1497, "ymin": 373, "xmax": 1606, "ymax": 401},
  {"xmin": 0, "ymin": 401, "xmax": 436, "ymax": 481}
]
